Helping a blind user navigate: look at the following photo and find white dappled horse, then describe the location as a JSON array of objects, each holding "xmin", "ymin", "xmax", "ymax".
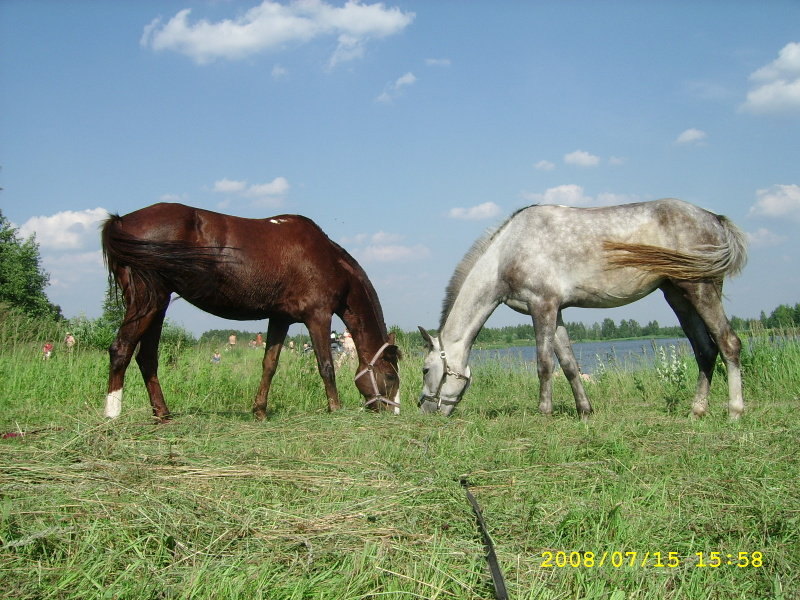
[{"xmin": 419, "ymin": 199, "xmax": 747, "ymax": 420}]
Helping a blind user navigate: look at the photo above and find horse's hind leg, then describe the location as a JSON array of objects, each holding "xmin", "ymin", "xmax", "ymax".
[
  {"xmin": 252, "ymin": 317, "xmax": 290, "ymax": 421},
  {"xmin": 306, "ymin": 314, "xmax": 341, "ymax": 411},
  {"xmin": 553, "ymin": 311, "xmax": 593, "ymax": 419},
  {"xmin": 134, "ymin": 303, "xmax": 170, "ymax": 421},
  {"xmin": 106, "ymin": 305, "xmax": 168, "ymax": 419},
  {"xmin": 661, "ymin": 282, "xmax": 717, "ymax": 418},
  {"xmin": 105, "ymin": 268, "xmax": 170, "ymax": 420},
  {"xmin": 662, "ymin": 280, "xmax": 744, "ymax": 419}
]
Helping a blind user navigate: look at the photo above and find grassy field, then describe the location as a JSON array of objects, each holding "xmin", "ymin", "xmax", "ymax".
[{"xmin": 1, "ymin": 328, "xmax": 799, "ymax": 599}]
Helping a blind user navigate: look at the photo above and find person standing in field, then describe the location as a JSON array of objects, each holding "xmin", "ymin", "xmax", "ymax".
[
  {"xmin": 227, "ymin": 333, "xmax": 237, "ymax": 351},
  {"xmin": 42, "ymin": 341, "xmax": 54, "ymax": 360},
  {"xmin": 342, "ymin": 330, "xmax": 356, "ymax": 357},
  {"xmin": 64, "ymin": 332, "xmax": 76, "ymax": 352}
]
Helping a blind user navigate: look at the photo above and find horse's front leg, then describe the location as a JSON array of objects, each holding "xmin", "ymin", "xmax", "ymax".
[
  {"xmin": 252, "ymin": 318, "xmax": 290, "ymax": 421},
  {"xmin": 553, "ymin": 313, "xmax": 593, "ymax": 420},
  {"xmin": 530, "ymin": 302, "xmax": 558, "ymax": 416},
  {"xmin": 307, "ymin": 314, "xmax": 341, "ymax": 411},
  {"xmin": 134, "ymin": 305, "xmax": 170, "ymax": 422}
]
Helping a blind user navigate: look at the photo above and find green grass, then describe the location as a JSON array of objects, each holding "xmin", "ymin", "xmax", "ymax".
[{"xmin": 1, "ymin": 331, "xmax": 799, "ymax": 599}]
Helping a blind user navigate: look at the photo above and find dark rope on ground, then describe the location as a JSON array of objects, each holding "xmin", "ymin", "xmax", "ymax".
[{"xmin": 459, "ymin": 477, "xmax": 509, "ymax": 600}]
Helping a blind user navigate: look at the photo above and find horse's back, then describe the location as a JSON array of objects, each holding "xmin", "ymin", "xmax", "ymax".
[
  {"xmin": 497, "ymin": 199, "xmax": 744, "ymax": 308},
  {"xmin": 510, "ymin": 199, "xmax": 732, "ymax": 249},
  {"xmin": 105, "ymin": 203, "xmax": 356, "ymax": 319}
]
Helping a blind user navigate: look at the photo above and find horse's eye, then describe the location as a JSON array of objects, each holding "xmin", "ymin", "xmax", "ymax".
[{"xmin": 422, "ymin": 368, "xmax": 429, "ymax": 375}]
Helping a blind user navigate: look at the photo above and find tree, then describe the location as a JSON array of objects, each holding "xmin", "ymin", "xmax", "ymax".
[
  {"xmin": 767, "ymin": 304, "xmax": 796, "ymax": 328},
  {"xmin": 0, "ymin": 210, "xmax": 62, "ymax": 319},
  {"xmin": 600, "ymin": 318, "xmax": 617, "ymax": 339},
  {"xmin": 101, "ymin": 279, "xmax": 125, "ymax": 327}
]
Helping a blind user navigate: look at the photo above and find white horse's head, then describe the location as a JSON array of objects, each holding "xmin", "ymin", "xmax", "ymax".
[{"xmin": 417, "ymin": 327, "xmax": 471, "ymax": 416}]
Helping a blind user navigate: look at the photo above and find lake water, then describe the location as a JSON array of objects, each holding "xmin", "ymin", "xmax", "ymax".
[{"xmin": 472, "ymin": 338, "xmax": 691, "ymax": 375}]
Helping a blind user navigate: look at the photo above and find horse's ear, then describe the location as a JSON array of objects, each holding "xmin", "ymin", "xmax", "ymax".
[
  {"xmin": 384, "ymin": 343, "xmax": 403, "ymax": 362},
  {"xmin": 418, "ymin": 326, "xmax": 435, "ymax": 350},
  {"xmin": 385, "ymin": 332, "xmax": 403, "ymax": 360}
]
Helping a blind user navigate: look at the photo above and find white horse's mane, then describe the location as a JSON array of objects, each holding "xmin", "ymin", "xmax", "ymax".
[{"xmin": 439, "ymin": 205, "xmax": 535, "ymax": 328}]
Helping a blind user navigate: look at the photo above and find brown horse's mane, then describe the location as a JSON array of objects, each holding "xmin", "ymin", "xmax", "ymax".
[
  {"xmin": 330, "ymin": 239, "xmax": 389, "ymax": 339},
  {"xmin": 439, "ymin": 205, "xmax": 536, "ymax": 329}
]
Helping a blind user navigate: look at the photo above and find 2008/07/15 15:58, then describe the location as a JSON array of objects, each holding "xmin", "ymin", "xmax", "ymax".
[{"xmin": 540, "ymin": 551, "xmax": 764, "ymax": 569}]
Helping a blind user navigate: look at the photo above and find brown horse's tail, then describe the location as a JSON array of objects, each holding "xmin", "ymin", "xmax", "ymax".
[
  {"xmin": 101, "ymin": 214, "xmax": 230, "ymax": 324},
  {"xmin": 603, "ymin": 215, "xmax": 748, "ymax": 281}
]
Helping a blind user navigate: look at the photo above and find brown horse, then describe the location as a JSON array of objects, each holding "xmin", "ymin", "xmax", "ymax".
[{"xmin": 101, "ymin": 203, "xmax": 401, "ymax": 421}]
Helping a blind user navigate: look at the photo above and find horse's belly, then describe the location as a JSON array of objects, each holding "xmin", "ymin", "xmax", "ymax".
[
  {"xmin": 184, "ymin": 297, "xmax": 272, "ymax": 321},
  {"xmin": 568, "ymin": 280, "xmax": 660, "ymax": 309}
]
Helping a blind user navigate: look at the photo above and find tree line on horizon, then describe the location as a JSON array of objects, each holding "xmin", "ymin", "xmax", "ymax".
[
  {"xmin": 2, "ymin": 209, "xmax": 798, "ymax": 352},
  {"xmin": 199, "ymin": 302, "xmax": 800, "ymax": 349}
]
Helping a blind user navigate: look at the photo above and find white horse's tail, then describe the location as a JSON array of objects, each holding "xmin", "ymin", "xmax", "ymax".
[{"xmin": 603, "ymin": 215, "xmax": 748, "ymax": 281}]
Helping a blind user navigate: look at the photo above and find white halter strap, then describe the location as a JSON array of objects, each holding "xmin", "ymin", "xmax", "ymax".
[
  {"xmin": 354, "ymin": 342, "xmax": 400, "ymax": 408},
  {"xmin": 419, "ymin": 342, "xmax": 470, "ymax": 408}
]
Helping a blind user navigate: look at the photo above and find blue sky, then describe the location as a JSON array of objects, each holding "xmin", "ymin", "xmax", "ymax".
[{"xmin": 2, "ymin": 1, "xmax": 799, "ymax": 337}]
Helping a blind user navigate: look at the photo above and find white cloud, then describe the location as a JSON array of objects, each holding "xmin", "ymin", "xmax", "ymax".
[
  {"xmin": 447, "ymin": 201, "xmax": 502, "ymax": 221},
  {"xmin": 343, "ymin": 231, "xmax": 429, "ymax": 262},
  {"xmin": 271, "ymin": 64, "xmax": 287, "ymax": 78},
  {"xmin": 376, "ymin": 71, "xmax": 416, "ymax": 103},
  {"xmin": 523, "ymin": 185, "xmax": 640, "ymax": 207},
  {"xmin": 595, "ymin": 192, "xmax": 640, "ymax": 206},
  {"xmin": 750, "ymin": 42, "xmax": 800, "ymax": 82},
  {"xmin": 141, "ymin": 1, "xmax": 414, "ymax": 66},
  {"xmin": 371, "ymin": 230, "xmax": 404, "ymax": 244},
  {"xmin": 395, "ymin": 72, "xmax": 416, "ymax": 87},
  {"xmin": 747, "ymin": 227, "xmax": 786, "ymax": 247},
  {"xmin": 675, "ymin": 128, "xmax": 708, "ymax": 145},
  {"xmin": 212, "ymin": 177, "xmax": 289, "ymax": 207},
  {"xmin": 564, "ymin": 150, "xmax": 600, "ymax": 167},
  {"xmin": 160, "ymin": 193, "xmax": 189, "ymax": 203},
  {"xmin": 741, "ymin": 42, "xmax": 800, "ymax": 114},
  {"xmin": 243, "ymin": 177, "xmax": 290, "ymax": 198},
  {"xmin": 524, "ymin": 184, "xmax": 591, "ymax": 206},
  {"xmin": 360, "ymin": 244, "xmax": 430, "ymax": 262},
  {"xmin": 534, "ymin": 160, "xmax": 555, "ymax": 171},
  {"xmin": 684, "ymin": 80, "xmax": 734, "ymax": 102},
  {"xmin": 341, "ymin": 231, "xmax": 403, "ymax": 245},
  {"xmin": 749, "ymin": 184, "xmax": 800, "ymax": 221},
  {"xmin": 608, "ymin": 156, "xmax": 626, "ymax": 166},
  {"xmin": 18, "ymin": 208, "xmax": 108, "ymax": 250},
  {"xmin": 425, "ymin": 58, "xmax": 451, "ymax": 67},
  {"xmin": 213, "ymin": 178, "xmax": 248, "ymax": 193}
]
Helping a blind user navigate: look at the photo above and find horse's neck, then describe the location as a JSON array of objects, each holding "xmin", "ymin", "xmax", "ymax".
[
  {"xmin": 340, "ymin": 274, "xmax": 388, "ymax": 362},
  {"xmin": 440, "ymin": 250, "xmax": 503, "ymax": 367}
]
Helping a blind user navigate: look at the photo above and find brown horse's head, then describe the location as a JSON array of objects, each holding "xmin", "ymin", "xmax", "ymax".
[{"xmin": 355, "ymin": 333, "xmax": 402, "ymax": 414}]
